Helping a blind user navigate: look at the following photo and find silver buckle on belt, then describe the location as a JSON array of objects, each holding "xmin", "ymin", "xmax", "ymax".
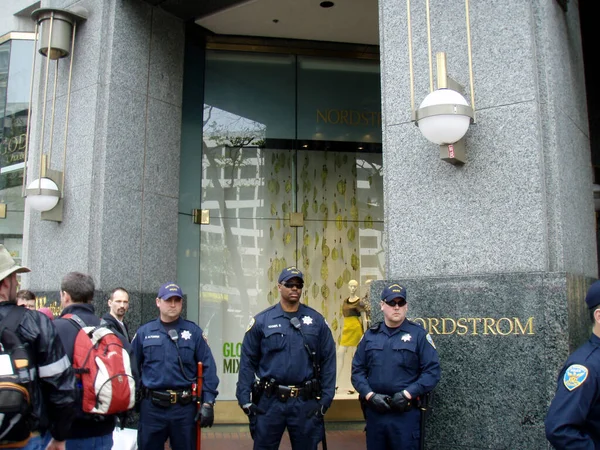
[{"xmin": 289, "ymin": 386, "xmax": 300, "ymax": 398}]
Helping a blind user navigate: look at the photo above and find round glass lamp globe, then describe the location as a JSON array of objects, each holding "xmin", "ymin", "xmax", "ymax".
[
  {"xmin": 417, "ymin": 89, "xmax": 471, "ymax": 145},
  {"xmin": 27, "ymin": 177, "xmax": 60, "ymax": 212}
]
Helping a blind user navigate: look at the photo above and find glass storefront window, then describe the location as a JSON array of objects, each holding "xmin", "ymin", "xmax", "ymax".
[
  {"xmin": 179, "ymin": 49, "xmax": 383, "ymax": 400},
  {"xmin": 0, "ymin": 38, "xmax": 34, "ymax": 268}
]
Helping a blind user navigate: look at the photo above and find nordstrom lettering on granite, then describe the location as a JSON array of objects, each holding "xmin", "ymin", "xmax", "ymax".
[{"xmin": 410, "ymin": 317, "xmax": 534, "ymax": 336}]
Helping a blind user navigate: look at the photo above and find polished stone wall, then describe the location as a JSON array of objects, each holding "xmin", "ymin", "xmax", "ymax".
[
  {"xmin": 377, "ymin": 0, "xmax": 595, "ymax": 448},
  {"xmin": 378, "ymin": 0, "xmax": 595, "ymax": 279},
  {"xmin": 22, "ymin": 0, "xmax": 185, "ymax": 320}
]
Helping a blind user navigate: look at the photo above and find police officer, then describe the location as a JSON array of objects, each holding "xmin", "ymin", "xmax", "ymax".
[
  {"xmin": 132, "ymin": 282, "xmax": 219, "ymax": 450},
  {"xmin": 352, "ymin": 283, "xmax": 441, "ymax": 450},
  {"xmin": 545, "ymin": 280, "xmax": 600, "ymax": 449},
  {"xmin": 236, "ymin": 267, "xmax": 336, "ymax": 450}
]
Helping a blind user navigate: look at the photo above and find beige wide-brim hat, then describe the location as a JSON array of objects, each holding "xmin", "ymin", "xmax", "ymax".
[{"xmin": 0, "ymin": 245, "xmax": 30, "ymax": 282}]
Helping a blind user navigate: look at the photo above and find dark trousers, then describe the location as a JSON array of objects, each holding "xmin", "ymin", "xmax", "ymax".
[
  {"xmin": 138, "ymin": 397, "xmax": 196, "ymax": 450},
  {"xmin": 365, "ymin": 408, "xmax": 420, "ymax": 450},
  {"xmin": 251, "ymin": 395, "xmax": 323, "ymax": 450}
]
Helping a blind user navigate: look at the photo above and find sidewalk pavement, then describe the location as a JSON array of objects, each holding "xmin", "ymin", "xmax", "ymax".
[
  {"xmin": 167, "ymin": 423, "xmax": 367, "ymax": 449},
  {"xmin": 201, "ymin": 429, "xmax": 366, "ymax": 449}
]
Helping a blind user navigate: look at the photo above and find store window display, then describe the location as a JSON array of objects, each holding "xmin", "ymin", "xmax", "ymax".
[{"xmin": 336, "ymin": 280, "xmax": 370, "ymax": 394}]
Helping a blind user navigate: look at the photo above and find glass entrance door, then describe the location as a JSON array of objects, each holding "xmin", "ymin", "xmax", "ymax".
[{"xmin": 178, "ymin": 48, "xmax": 384, "ymax": 401}]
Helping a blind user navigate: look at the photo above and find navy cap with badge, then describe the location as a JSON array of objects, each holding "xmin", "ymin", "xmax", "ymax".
[
  {"xmin": 584, "ymin": 279, "xmax": 600, "ymax": 309},
  {"xmin": 158, "ymin": 282, "xmax": 183, "ymax": 300},
  {"xmin": 278, "ymin": 267, "xmax": 303, "ymax": 284},
  {"xmin": 380, "ymin": 283, "xmax": 407, "ymax": 303}
]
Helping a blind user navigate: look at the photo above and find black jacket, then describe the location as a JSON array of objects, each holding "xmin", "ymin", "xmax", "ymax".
[
  {"xmin": 54, "ymin": 303, "xmax": 135, "ymax": 439},
  {"xmin": 0, "ymin": 301, "xmax": 76, "ymax": 441},
  {"xmin": 101, "ymin": 312, "xmax": 130, "ymax": 342}
]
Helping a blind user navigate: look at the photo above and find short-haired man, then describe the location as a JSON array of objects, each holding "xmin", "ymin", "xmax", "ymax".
[
  {"xmin": 53, "ymin": 272, "xmax": 130, "ymax": 450},
  {"xmin": 102, "ymin": 287, "xmax": 130, "ymax": 341},
  {"xmin": 16, "ymin": 289, "xmax": 36, "ymax": 310},
  {"xmin": 0, "ymin": 245, "xmax": 76, "ymax": 450},
  {"xmin": 352, "ymin": 283, "xmax": 441, "ymax": 450},
  {"xmin": 545, "ymin": 280, "xmax": 600, "ymax": 448},
  {"xmin": 132, "ymin": 282, "xmax": 219, "ymax": 450},
  {"xmin": 236, "ymin": 267, "xmax": 336, "ymax": 449}
]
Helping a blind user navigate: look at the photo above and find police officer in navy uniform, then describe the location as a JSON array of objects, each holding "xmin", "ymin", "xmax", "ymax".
[
  {"xmin": 236, "ymin": 267, "xmax": 336, "ymax": 450},
  {"xmin": 545, "ymin": 280, "xmax": 600, "ymax": 449},
  {"xmin": 352, "ymin": 283, "xmax": 441, "ymax": 450},
  {"xmin": 132, "ymin": 282, "xmax": 219, "ymax": 450}
]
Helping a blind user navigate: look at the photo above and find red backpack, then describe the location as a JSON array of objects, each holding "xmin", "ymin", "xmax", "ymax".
[{"xmin": 65, "ymin": 314, "xmax": 135, "ymax": 415}]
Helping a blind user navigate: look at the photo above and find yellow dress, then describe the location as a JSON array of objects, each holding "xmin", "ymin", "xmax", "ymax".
[{"xmin": 340, "ymin": 297, "xmax": 366, "ymax": 346}]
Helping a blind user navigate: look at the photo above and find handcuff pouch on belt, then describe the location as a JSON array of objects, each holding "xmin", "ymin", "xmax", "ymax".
[{"xmin": 147, "ymin": 389, "xmax": 194, "ymax": 407}]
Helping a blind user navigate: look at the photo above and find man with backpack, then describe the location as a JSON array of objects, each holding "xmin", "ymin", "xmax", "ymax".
[
  {"xmin": 53, "ymin": 272, "xmax": 135, "ymax": 450},
  {"xmin": 0, "ymin": 245, "xmax": 76, "ymax": 450}
]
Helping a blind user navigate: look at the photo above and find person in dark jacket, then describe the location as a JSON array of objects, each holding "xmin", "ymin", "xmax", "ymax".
[
  {"xmin": 545, "ymin": 280, "xmax": 600, "ymax": 449},
  {"xmin": 352, "ymin": 283, "xmax": 441, "ymax": 450},
  {"xmin": 0, "ymin": 245, "xmax": 76, "ymax": 450},
  {"xmin": 132, "ymin": 282, "xmax": 219, "ymax": 450},
  {"xmin": 53, "ymin": 272, "xmax": 133, "ymax": 450},
  {"xmin": 101, "ymin": 287, "xmax": 130, "ymax": 341},
  {"xmin": 236, "ymin": 267, "xmax": 336, "ymax": 450}
]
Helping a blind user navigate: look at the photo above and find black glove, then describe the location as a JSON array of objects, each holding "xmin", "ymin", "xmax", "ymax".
[
  {"xmin": 195, "ymin": 403, "xmax": 214, "ymax": 428},
  {"xmin": 389, "ymin": 391, "xmax": 412, "ymax": 412},
  {"xmin": 305, "ymin": 403, "xmax": 327, "ymax": 418},
  {"xmin": 368, "ymin": 393, "xmax": 391, "ymax": 413},
  {"xmin": 242, "ymin": 403, "xmax": 265, "ymax": 416}
]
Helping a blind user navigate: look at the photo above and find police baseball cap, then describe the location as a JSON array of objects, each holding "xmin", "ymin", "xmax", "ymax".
[
  {"xmin": 278, "ymin": 267, "xmax": 303, "ymax": 284},
  {"xmin": 158, "ymin": 282, "xmax": 183, "ymax": 300},
  {"xmin": 584, "ymin": 280, "xmax": 600, "ymax": 309},
  {"xmin": 0, "ymin": 244, "xmax": 30, "ymax": 282},
  {"xmin": 381, "ymin": 283, "xmax": 407, "ymax": 302}
]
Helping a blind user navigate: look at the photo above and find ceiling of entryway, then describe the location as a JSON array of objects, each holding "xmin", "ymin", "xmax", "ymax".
[{"xmin": 142, "ymin": 0, "xmax": 379, "ymax": 45}]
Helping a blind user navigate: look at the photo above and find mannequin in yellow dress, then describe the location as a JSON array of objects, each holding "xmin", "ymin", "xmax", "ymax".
[{"xmin": 336, "ymin": 280, "xmax": 369, "ymax": 393}]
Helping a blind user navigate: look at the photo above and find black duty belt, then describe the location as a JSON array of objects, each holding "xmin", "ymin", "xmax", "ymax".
[
  {"xmin": 147, "ymin": 389, "xmax": 194, "ymax": 407},
  {"xmin": 275, "ymin": 385, "xmax": 306, "ymax": 402},
  {"xmin": 254, "ymin": 378, "xmax": 320, "ymax": 402}
]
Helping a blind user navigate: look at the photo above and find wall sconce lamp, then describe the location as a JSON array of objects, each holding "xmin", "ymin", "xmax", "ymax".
[
  {"xmin": 22, "ymin": 7, "xmax": 87, "ymax": 222},
  {"xmin": 408, "ymin": 0, "xmax": 476, "ymax": 165}
]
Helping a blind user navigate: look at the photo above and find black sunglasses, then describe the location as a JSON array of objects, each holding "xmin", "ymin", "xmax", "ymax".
[
  {"xmin": 282, "ymin": 282, "xmax": 304, "ymax": 289},
  {"xmin": 384, "ymin": 299, "xmax": 406, "ymax": 307}
]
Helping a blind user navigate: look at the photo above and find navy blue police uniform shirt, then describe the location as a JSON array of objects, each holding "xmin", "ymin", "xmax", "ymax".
[
  {"xmin": 352, "ymin": 319, "xmax": 440, "ymax": 398},
  {"xmin": 132, "ymin": 317, "xmax": 219, "ymax": 404},
  {"xmin": 545, "ymin": 333, "xmax": 600, "ymax": 449},
  {"xmin": 236, "ymin": 302, "xmax": 336, "ymax": 407}
]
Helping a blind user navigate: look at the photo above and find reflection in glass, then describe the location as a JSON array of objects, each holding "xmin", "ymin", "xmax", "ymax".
[
  {"xmin": 193, "ymin": 50, "xmax": 384, "ymax": 400},
  {"xmin": 0, "ymin": 39, "xmax": 34, "ymax": 267}
]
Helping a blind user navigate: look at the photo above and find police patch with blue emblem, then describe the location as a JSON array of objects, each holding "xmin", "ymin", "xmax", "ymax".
[
  {"xmin": 563, "ymin": 364, "xmax": 588, "ymax": 391},
  {"xmin": 426, "ymin": 334, "xmax": 436, "ymax": 349}
]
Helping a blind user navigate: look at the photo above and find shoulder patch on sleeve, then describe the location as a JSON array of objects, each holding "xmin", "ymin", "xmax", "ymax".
[
  {"xmin": 426, "ymin": 333, "xmax": 436, "ymax": 349},
  {"xmin": 202, "ymin": 330, "xmax": 210, "ymax": 346},
  {"xmin": 563, "ymin": 364, "xmax": 588, "ymax": 391},
  {"xmin": 246, "ymin": 317, "xmax": 255, "ymax": 332}
]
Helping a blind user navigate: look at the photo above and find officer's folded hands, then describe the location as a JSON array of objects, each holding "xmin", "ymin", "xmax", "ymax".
[{"xmin": 368, "ymin": 392, "xmax": 391, "ymax": 413}]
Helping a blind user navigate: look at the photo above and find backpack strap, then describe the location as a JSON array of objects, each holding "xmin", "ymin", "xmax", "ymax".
[
  {"xmin": 0, "ymin": 305, "xmax": 27, "ymax": 333},
  {"xmin": 63, "ymin": 313, "xmax": 87, "ymax": 330}
]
